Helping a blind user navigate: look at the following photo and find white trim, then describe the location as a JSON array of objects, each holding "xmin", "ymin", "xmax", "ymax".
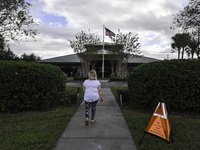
[{"xmin": 153, "ymin": 102, "xmax": 167, "ymax": 119}]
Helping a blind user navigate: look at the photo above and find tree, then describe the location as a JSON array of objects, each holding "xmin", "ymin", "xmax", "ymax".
[
  {"xmin": 0, "ymin": 34, "xmax": 18, "ymax": 60},
  {"xmin": 20, "ymin": 53, "xmax": 41, "ymax": 61},
  {"xmin": 1, "ymin": 34, "xmax": 40, "ymax": 61},
  {"xmin": 0, "ymin": 47, "xmax": 18, "ymax": 60},
  {"xmin": 172, "ymin": 0, "xmax": 200, "ymax": 30},
  {"xmin": 69, "ymin": 30, "xmax": 140, "ymax": 78},
  {"xmin": 171, "ymin": 33, "xmax": 191, "ymax": 59},
  {"xmin": 0, "ymin": 0, "xmax": 38, "ymax": 43},
  {"xmin": 0, "ymin": 34, "xmax": 5, "ymax": 51},
  {"xmin": 195, "ymin": 48, "xmax": 200, "ymax": 59},
  {"xmin": 186, "ymin": 38, "xmax": 199, "ymax": 59},
  {"xmin": 110, "ymin": 31, "xmax": 141, "ymax": 77},
  {"xmin": 171, "ymin": 34, "xmax": 182, "ymax": 59},
  {"xmin": 69, "ymin": 30, "xmax": 101, "ymax": 76}
]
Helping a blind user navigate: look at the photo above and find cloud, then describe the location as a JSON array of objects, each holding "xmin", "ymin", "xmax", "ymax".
[{"xmin": 10, "ymin": 0, "xmax": 187, "ymax": 59}]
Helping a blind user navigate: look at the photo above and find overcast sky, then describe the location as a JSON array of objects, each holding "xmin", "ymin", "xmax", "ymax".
[{"xmin": 10, "ymin": 0, "xmax": 188, "ymax": 60}]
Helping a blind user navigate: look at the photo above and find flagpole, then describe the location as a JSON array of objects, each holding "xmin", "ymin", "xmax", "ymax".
[{"xmin": 102, "ymin": 25, "xmax": 105, "ymax": 79}]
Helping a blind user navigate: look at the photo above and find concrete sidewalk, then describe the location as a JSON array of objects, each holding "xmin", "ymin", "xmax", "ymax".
[{"xmin": 53, "ymin": 88, "xmax": 137, "ymax": 150}]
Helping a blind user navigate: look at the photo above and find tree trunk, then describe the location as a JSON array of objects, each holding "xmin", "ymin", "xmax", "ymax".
[
  {"xmin": 118, "ymin": 61, "xmax": 122, "ymax": 78},
  {"xmin": 191, "ymin": 53, "xmax": 194, "ymax": 59},
  {"xmin": 109, "ymin": 60, "xmax": 115, "ymax": 76},
  {"xmin": 178, "ymin": 49, "xmax": 180, "ymax": 59},
  {"xmin": 84, "ymin": 61, "xmax": 90, "ymax": 77},
  {"xmin": 181, "ymin": 47, "xmax": 185, "ymax": 59},
  {"xmin": 79, "ymin": 58, "xmax": 86, "ymax": 77},
  {"xmin": 121, "ymin": 62, "xmax": 128, "ymax": 78},
  {"xmin": 116, "ymin": 61, "xmax": 119, "ymax": 77}
]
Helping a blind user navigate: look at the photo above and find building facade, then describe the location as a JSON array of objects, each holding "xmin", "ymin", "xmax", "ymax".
[{"xmin": 37, "ymin": 53, "xmax": 160, "ymax": 78}]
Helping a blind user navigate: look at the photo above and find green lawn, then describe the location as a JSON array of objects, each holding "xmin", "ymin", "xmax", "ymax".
[
  {"xmin": 111, "ymin": 87, "xmax": 200, "ymax": 150},
  {"xmin": 0, "ymin": 107, "xmax": 78, "ymax": 150},
  {"xmin": 66, "ymin": 77, "xmax": 74, "ymax": 81}
]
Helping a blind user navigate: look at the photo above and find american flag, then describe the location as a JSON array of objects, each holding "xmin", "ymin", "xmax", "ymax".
[{"xmin": 105, "ymin": 27, "xmax": 115, "ymax": 36}]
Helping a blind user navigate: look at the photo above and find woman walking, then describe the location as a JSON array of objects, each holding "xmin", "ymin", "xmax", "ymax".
[{"xmin": 83, "ymin": 70, "xmax": 104, "ymax": 126}]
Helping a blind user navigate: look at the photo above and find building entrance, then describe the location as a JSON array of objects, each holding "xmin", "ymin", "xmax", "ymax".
[{"xmin": 95, "ymin": 60, "xmax": 112, "ymax": 78}]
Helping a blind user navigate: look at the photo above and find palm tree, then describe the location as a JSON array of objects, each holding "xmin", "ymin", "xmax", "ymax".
[
  {"xmin": 171, "ymin": 33, "xmax": 191, "ymax": 59},
  {"xmin": 186, "ymin": 38, "xmax": 199, "ymax": 59},
  {"xmin": 171, "ymin": 34, "xmax": 182, "ymax": 59},
  {"xmin": 195, "ymin": 48, "xmax": 200, "ymax": 59},
  {"xmin": 180, "ymin": 33, "xmax": 191, "ymax": 59}
]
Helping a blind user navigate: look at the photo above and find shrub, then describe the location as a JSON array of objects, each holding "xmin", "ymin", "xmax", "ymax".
[
  {"xmin": 128, "ymin": 59, "xmax": 200, "ymax": 112},
  {"xmin": 0, "ymin": 61, "xmax": 66, "ymax": 112},
  {"xmin": 61, "ymin": 86, "xmax": 79, "ymax": 106},
  {"xmin": 116, "ymin": 87, "xmax": 129, "ymax": 104},
  {"xmin": 73, "ymin": 76, "xmax": 88, "ymax": 81},
  {"xmin": 110, "ymin": 77, "xmax": 128, "ymax": 81}
]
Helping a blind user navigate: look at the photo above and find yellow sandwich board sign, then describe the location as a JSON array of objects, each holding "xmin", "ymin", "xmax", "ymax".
[{"xmin": 145, "ymin": 99, "xmax": 171, "ymax": 142}]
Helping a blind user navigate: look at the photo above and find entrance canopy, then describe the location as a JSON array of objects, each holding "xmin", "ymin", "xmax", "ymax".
[{"xmin": 84, "ymin": 43, "xmax": 124, "ymax": 78}]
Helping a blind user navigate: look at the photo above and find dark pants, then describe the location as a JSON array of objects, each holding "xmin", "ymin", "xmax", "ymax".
[{"xmin": 85, "ymin": 100, "xmax": 98, "ymax": 120}]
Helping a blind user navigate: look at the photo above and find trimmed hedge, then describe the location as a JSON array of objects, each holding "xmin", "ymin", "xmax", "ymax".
[
  {"xmin": 128, "ymin": 59, "xmax": 200, "ymax": 112},
  {"xmin": 116, "ymin": 87, "xmax": 129, "ymax": 104},
  {"xmin": 110, "ymin": 77, "xmax": 128, "ymax": 81},
  {"xmin": 0, "ymin": 61, "xmax": 67, "ymax": 113},
  {"xmin": 61, "ymin": 86, "xmax": 79, "ymax": 106},
  {"xmin": 73, "ymin": 76, "xmax": 88, "ymax": 81}
]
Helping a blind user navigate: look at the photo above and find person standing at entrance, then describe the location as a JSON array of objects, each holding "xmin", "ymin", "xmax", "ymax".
[{"xmin": 83, "ymin": 70, "xmax": 104, "ymax": 126}]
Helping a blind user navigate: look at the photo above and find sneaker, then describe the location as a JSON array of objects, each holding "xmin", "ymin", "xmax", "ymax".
[
  {"xmin": 91, "ymin": 120, "xmax": 96, "ymax": 125},
  {"xmin": 85, "ymin": 118, "xmax": 89, "ymax": 126}
]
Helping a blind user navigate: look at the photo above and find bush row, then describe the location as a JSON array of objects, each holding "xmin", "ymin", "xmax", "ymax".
[
  {"xmin": 0, "ymin": 61, "xmax": 67, "ymax": 113},
  {"xmin": 110, "ymin": 77, "xmax": 128, "ymax": 81},
  {"xmin": 128, "ymin": 59, "xmax": 200, "ymax": 112},
  {"xmin": 73, "ymin": 76, "xmax": 88, "ymax": 81}
]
